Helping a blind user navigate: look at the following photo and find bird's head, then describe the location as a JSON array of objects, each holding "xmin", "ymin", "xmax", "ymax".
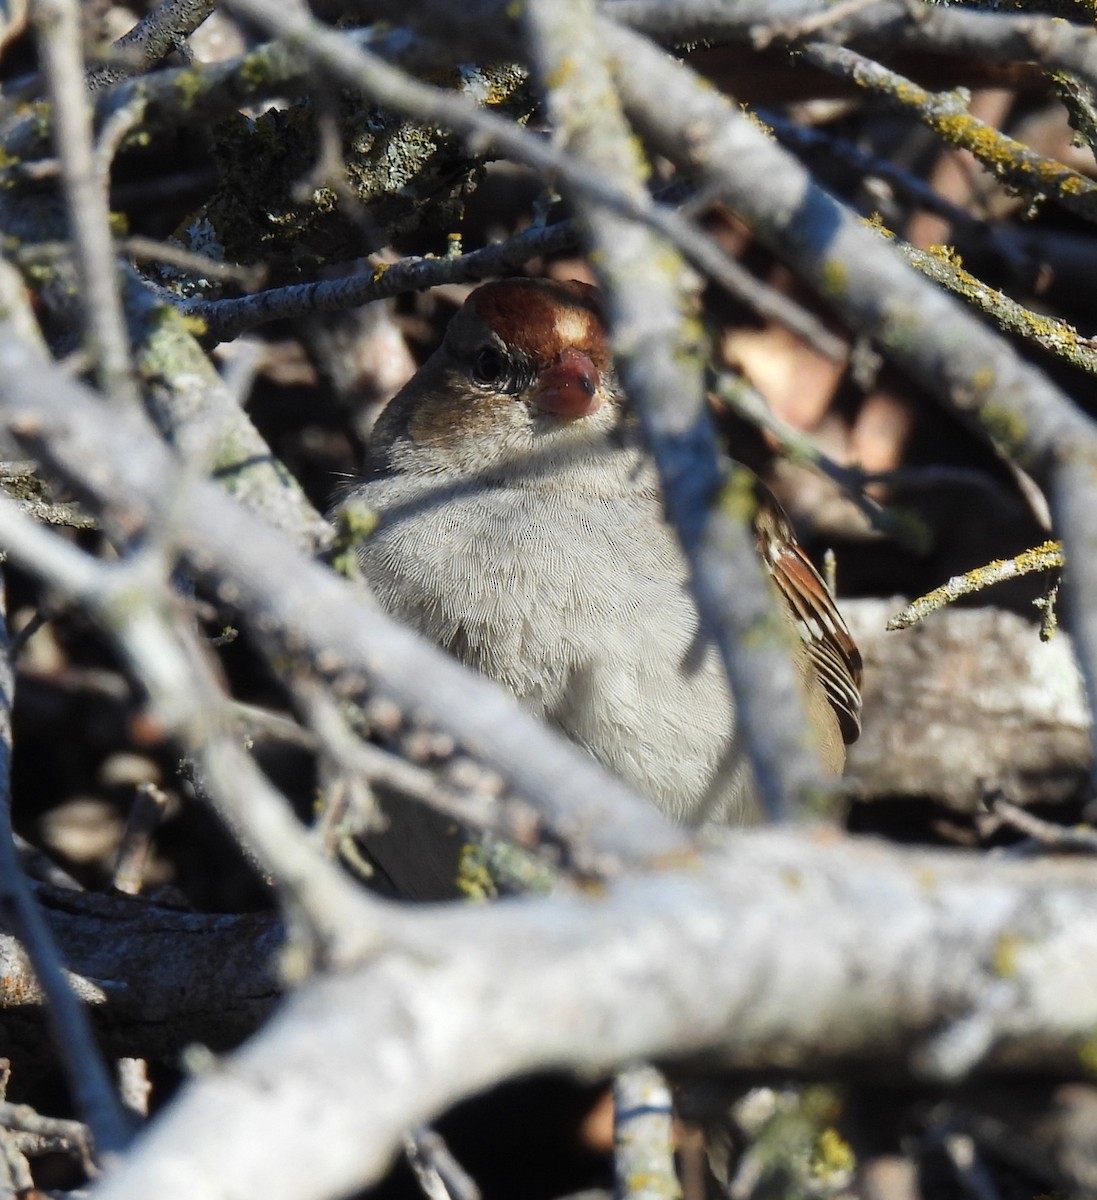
[{"xmin": 369, "ymin": 279, "xmax": 635, "ymax": 485}]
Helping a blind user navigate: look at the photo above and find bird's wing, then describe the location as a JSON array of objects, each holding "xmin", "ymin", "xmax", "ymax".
[{"xmin": 753, "ymin": 488, "xmax": 863, "ymax": 744}]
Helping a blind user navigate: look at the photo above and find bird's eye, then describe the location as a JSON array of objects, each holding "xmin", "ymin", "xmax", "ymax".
[{"xmin": 471, "ymin": 347, "xmax": 508, "ymax": 387}]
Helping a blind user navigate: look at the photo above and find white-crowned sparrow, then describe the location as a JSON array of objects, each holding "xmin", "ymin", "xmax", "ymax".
[{"xmin": 348, "ymin": 278, "xmax": 861, "ymax": 824}]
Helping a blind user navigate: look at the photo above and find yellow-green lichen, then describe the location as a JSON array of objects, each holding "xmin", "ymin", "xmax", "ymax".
[
  {"xmin": 810, "ymin": 1126, "xmax": 856, "ymax": 1181},
  {"xmin": 971, "ymin": 365, "xmax": 996, "ymax": 393},
  {"xmin": 992, "ymin": 930, "xmax": 1021, "ymax": 978},
  {"xmin": 336, "ymin": 501, "xmax": 379, "ymax": 543},
  {"xmin": 27, "ymin": 101, "xmax": 52, "ymax": 142},
  {"xmin": 915, "ymin": 867, "xmax": 938, "ymax": 892},
  {"xmin": 740, "ymin": 104, "xmax": 774, "ymax": 138},
  {"xmin": 179, "ymin": 313, "xmax": 208, "ymax": 337},
  {"xmin": 978, "ymin": 404, "xmax": 1026, "ymax": 450},
  {"xmin": 239, "ymin": 50, "xmax": 275, "ymax": 92},
  {"xmin": 879, "ymin": 309, "xmax": 922, "ymax": 355},
  {"xmin": 456, "ymin": 843, "xmax": 499, "ymax": 902},
  {"xmin": 311, "ymin": 187, "xmax": 339, "ymax": 215},
  {"xmin": 626, "ymin": 131, "xmax": 653, "ymax": 182},
  {"xmin": 716, "ymin": 468, "xmax": 759, "ymax": 525},
  {"xmin": 622, "ymin": 1174, "xmax": 676, "ymax": 1198},
  {"xmin": 172, "ymin": 68, "xmax": 207, "ymax": 108},
  {"xmin": 821, "ymin": 258, "xmax": 849, "ymax": 298},
  {"xmin": 329, "ymin": 500, "xmax": 377, "ymax": 581},
  {"xmin": 544, "ymin": 57, "xmax": 578, "ymax": 92},
  {"xmin": 1079, "ymin": 1034, "xmax": 1097, "ymax": 1076},
  {"xmin": 861, "ymin": 211, "xmax": 895, "ymax": 238},
  {"xmin": 927, "ymin": 243, "xmax": 962, "ymax": 268}
]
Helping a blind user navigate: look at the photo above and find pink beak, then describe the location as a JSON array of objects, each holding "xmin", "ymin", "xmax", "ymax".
[{"xmin": 531, "ymin": 348, "xmax": 601, "ymax": 420}]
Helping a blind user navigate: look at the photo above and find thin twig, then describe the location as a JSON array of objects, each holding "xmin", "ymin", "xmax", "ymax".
[
  {"xmin": 89, "ymin": 0, "xmax": 215, "ymax": 89},
  {"xmin": 117, "ymin": 1059, "xmax": 152, "ymax": 1121},
  {"xmin": 93, "ymin": 94, "xmax": 147, "ymax": 174},
  {"xmin": 0, "ymin": 493, "xmax": 383, "ymax": 965},
  {"xmin": 887, "ymin": 540, "xmax": 1063, "ymax": 630},
  {"xmin": 111, "ymin": 783, "xmax": 162, "ymax": 1123},
  {"xmin": 0, "ymin": 1101, "xmax": 96, "ymax": 1174},
  {"xmin": 760, "ymin": 108, "xmax": 1034, "ymax": 276},
  {"xmin": 112, "ymin": 783, "xmax": 169, "ymax": 896},
  {"xmin": 31, "ymin": 0, "xmax": 139, "ymax": 407},
  {"xmin": 802, "ymin": 42, "xmax": 1097, "ymax": 226},
  {"xmin": 613, "ymin": 1065, "xmax": 680, "ymax": 1200},
  {"xmin": 607, "ymin": 0, "xmax": 1097, "ymax": 100},
  {"xmin": 765, "ymin": 0, "xmax": 886, "ymax": 42},
  {"xmin": 123, "ymin": 236, "xmax": 267, "ymax": 290},
  {"xmin": 945, "ymin": 1132, "xmax": 1004, "ymax": 1200},
  {"xmin": 6, "ymin": 606, "xmax": 50, "ymax": 661},
  {"xmin": 913, "ymin": 979, "xmax": 1020, "ymax": 1083},
  {"xmin": 404, "ymin": 1127, "xmax": 482, "ymax": 1200},
  {"xmin": 185, "ymin": 220, "xmax": 581, "ymax": 342},
  {"xmin": 711, "ymin": 370, "xmax": 914, "ymax": 545},
  {"xmin": 989, "ymin": 793, "xmax": 1097, "ymax": 853},
  {"xmin": 884, "ymin": 231, "xmax": 1097, "ymax": 377}
]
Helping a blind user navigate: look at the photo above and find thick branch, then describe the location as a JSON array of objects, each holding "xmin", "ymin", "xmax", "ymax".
[
  {"xmin": 89, "ymin": 831, "xmax": 1097, "ymax": 1200},
  {"xmin": 0, "ymin": 885, "xmax": 280, "ymax": 1066},
  {"xmin": 844, "ymin": 600, "xmax": 1089, "ymax": 813}
]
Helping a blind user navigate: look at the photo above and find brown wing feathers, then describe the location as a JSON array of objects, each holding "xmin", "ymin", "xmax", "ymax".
[{"xmin": 753, "ymin": 487, "xmax": 863, "ymax": 745}]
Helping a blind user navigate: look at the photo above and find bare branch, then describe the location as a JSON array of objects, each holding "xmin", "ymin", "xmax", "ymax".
[
  {"xmin": 711, "ymin": 371, "xmax": 907, "ymax": 545},
  {"xmin": 89, "ymin": 0, "xmax": 216, "ymax": 88},
  {"xmin": 0, "ymin": 884, "xmax": 280, "ymax": 1060},
  {"xmin": 884, "ymin": 234, "xmax": 1097, "ymax": 378},
  {"xmin": 613, "ymin": 1066, "xmax": 679, "ymax": 1200},
  {"xmin": 87, "ymin": 832, "xmax": 1097, "ymax": 1200},
  {"xmin": 30, "ymin": 0, "xmax": 138, "ymax": 407},
  {"xmin": 404, "ymin": 1127, "xmax": 481, "ymax": 1200},
  {"xmin": 844, "ymin": 600, "xmax": 1089, "ymax": 813},
  {"xmin": 989, "ymin": 794, "xmax": 1097, "ymax": 854},
  {"xmin": 185, "ymin": 220, "xmax": 582, "ymax": 343},
  {"xmin": 887, "ymin": 541, "xmax": 1064, "ymax": 630},
  {"xmin": 802, "ymin": 42, "xmax": 1097, "ymax": 226},
  {"xmin": 124, "ymin": 274, "xmax": 332, "ymax": 553},
  {"xmin": 0, "ymin": 494, "xmax": 381, "ymax": 963}
]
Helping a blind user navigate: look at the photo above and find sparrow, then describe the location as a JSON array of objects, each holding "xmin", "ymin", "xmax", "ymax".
[{"xmin": 348, "ymin": 278, "xmax": 861, "ymax": 825}]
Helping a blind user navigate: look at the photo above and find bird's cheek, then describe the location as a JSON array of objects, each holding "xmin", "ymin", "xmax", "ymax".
[
  {"xmin": 408, "ymin": 388, "xmax": 504, "ymax": 451},
  {"xmin": 531, "ymin": 350, "xmax": 602, "ymax": 421}
]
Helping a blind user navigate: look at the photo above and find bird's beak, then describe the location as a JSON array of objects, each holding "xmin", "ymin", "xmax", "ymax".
[{"xmin": 531, "ymin": 348, "xmax": 601, "ymax": 420}]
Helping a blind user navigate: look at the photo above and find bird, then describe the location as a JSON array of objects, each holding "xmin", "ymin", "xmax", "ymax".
[{"xmin": 347, "ymin": 277, "xmax": 861, "ymax": 826}]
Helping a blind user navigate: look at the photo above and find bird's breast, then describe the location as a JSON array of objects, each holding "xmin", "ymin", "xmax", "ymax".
[{"xmin": 352, "ymin": 471, "xmax": 748, "ymax": 822}]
